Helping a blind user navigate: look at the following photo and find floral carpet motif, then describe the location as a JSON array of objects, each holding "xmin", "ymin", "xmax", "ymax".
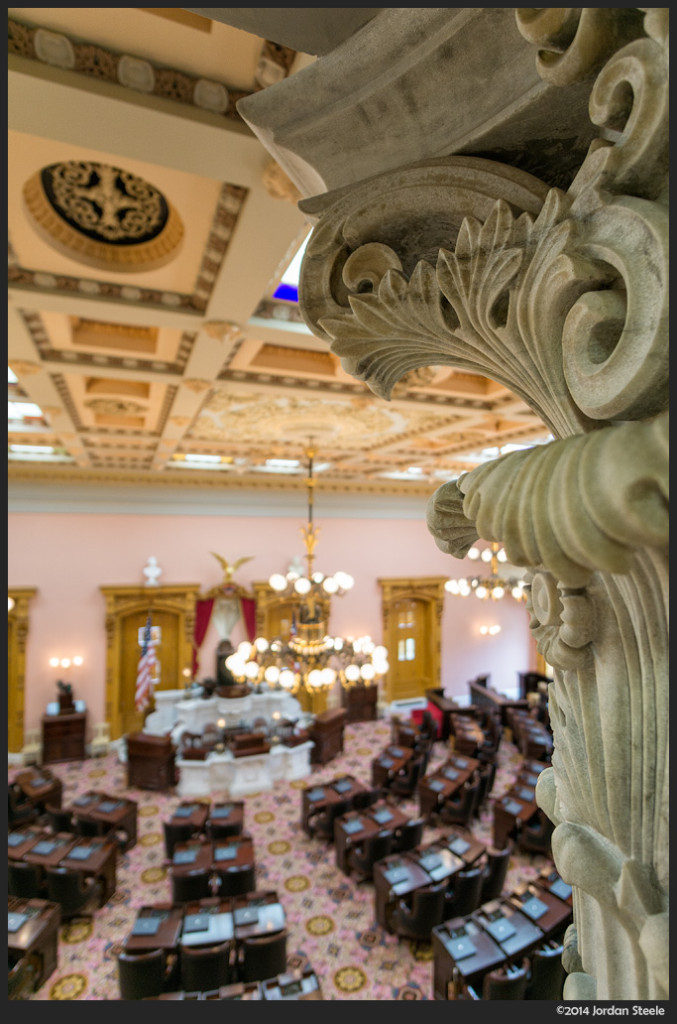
[{"xmin": 10, "ymin": 718, "xmax": 549, "ymax": 1000}]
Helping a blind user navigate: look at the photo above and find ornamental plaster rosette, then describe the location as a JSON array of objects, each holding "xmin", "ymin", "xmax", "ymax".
[{"xmin": 294, "ymin": 9, "xmax": 668, "ymax": 1001}]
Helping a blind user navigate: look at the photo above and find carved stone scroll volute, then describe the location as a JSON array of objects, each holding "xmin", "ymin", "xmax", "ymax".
[{"xmin": 297, "ymin": 9, "xmax": 668, "ymax": 1001}]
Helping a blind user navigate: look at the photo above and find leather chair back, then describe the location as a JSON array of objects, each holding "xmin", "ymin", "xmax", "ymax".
[
  {"xmin": 118, "ymin": 947, "xmax": 168, "ymax": 1000},
  {"xmin": 8, "ymin": 859, "xmax": 43, "ymax": 899},
  {"xmin": 170, "ymin": 867, "xmax": 213, "ymax": 903},
  {"xmin": 393, "ymin": 883, "xmax": 447, "ymax": 942},
  {"xmin": 390, "ymin": 755, "xmax": 425, "ymax": 798},
  {"xmin": 46, "ymin": 803, "xmax": 74, "ymax": 833},
  {"xmin": 439, "ymin": 779, "xmax": 480, "ymax": 826},
  {"xmin": 308, "ymin": 798, "xmax": 351, "ymax": 841},
  {"xmin": 349, "ymin": 829, "xmax": 394, "ymax": 882},
  {"xmin": 215, "ymin": 862, "xmax": 256, "ymax": 898},
  {"xmin": 444, "ymin": 864, "xmax": 484, "ymax": 918},
  {"xmin": 479, "ymin": 843, "xmax": 512, "ymax": 903},
  {"xmin": 180, "ymin": 940, "xmax": 233, "ymax": 992},
  {"xmin": 392, "ymin": 817, "xmax": 424, "ymax": 853},
  {"xmin": 482, "ymin": 960, "xmax": 529, "ymax": 999},
  {"xmin": 163, "ymin": 820, "xmax": 197, "ymax": 859},
  {"xmin": 239, "ymin": 928, "xmax": 288, "ymax": 984},
  {"xmin": 45, "ymin": 865, "xmax": 101, "ymax": 918},
  {"xmin": 526, "ymin": 942, "xmax": 566, "ymax": 999}
]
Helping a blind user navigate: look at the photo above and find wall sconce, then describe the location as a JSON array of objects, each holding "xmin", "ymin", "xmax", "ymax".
[
  {"xmin": 479, "ymin": 625, "xmax": 501, "ymax": 637},
  {"xmin": 49, "ymin": 655, "xmax": 84, "ymax": 669}
]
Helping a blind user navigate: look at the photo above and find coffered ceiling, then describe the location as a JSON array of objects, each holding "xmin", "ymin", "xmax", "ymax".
[{"xmin": 8, "ymin": 8, "xmax": 551, "ymax": 501}]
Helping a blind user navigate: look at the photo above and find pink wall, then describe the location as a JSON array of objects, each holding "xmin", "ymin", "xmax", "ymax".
[{"xmin": 8, "ymin": 510, "xmax": 535, "ymax": 741}]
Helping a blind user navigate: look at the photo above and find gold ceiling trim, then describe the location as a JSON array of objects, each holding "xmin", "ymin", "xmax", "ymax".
[
  {"xmin": 7, "ymin": 462, "xmax": 439, "ymax": 498},
  {"xmin": 23, "ymin": 167, "xmax": 184, "ymax": 274}
]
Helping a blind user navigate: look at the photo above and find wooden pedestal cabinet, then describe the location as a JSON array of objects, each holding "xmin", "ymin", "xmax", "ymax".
[
  {"xmin": 308, "ymin": 708, "xmax": 347, "ymax": 765},
  {"xmin": 126, "ymin": 731, "xmax": 177, "ymax": 790},
  {"xmin": 41, "ymin": 711, "xmax": 87, "ymax": 764},
  {"xmin": 341, "ymin": 684, "xmax": 378, "ymax": 723}
]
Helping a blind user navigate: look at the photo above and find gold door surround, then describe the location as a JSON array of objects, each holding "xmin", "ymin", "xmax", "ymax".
[
  {"xmin": 378, "ymin": 577, "xmax": 447, "ymax": 704},
  {"xmin": 100, "ymin": 584, "xmax": 200, "ymax": 740},
  {"xmin": 8, "ymin": 587, "xmax": 37, "ymax": 754},
  {"xmin": 252, "ymin": 580, "xmax": 332, "ymax": 714}
]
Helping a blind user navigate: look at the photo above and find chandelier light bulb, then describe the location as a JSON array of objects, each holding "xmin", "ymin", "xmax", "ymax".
[
  {"xmin": 279, "ymin": 669, "xmax": 296, "ymax": 690},
  {"xmin": 307, "ymin": 669, "xmax": 324, "ymax": 688},
  {"xmin": 512, "ymin": 585, "xmax": 524, "ymax": 599},
  {"xmin": 321, "ymin": 668, "xmax": 336, "ymax": 685},
  {"xmin": 322, "ymin": 576, "xmax": 339, "ymax": 593},
  {"xmin": 481, "ymin": 548, "xmax": 493, "ymax": 563},
  {"xmin": 286, "ymin": 570, "xmax": 300, "ymax": 582},
  {"xmin": 264, "ymin": 665, "xmax": 280, "ymax": 684},
  {"xmin": 334, "ymin": 571, "xmax": 354, "ymax": 591},
  {"xmin": 492, "ymin": 585, "xmax": 505, "ymax": 600},
  {"xmin": 311, "ymin": 572, "xmax": 324, "ymax": 583},
  {"xmin": 372, "ymin": 645, "xmax": 387, "ymax": 661},
  {"xmin": 344, "ymin": 664, "xmax": 361, "ymax": 682},
  {"xmin": 244, "ymin": 660, "xmax": 260, "ymax": 680},
  {"xmin": 467, "ymin": 547, "xmax": 480, "ymax": 560},
  {"xmin": 332, "ymin": 638, "xmax": 344, "ymax": 651},
  {"xmin": 254, "ymin": 636, "xmax": 269, "ymax": 653},
  {"xmin": 269, "ymin": 573, "xmax": 287, "ymax": 592},
  {"xmin": 497, "ymin": 548, "xmax": 508, "ymax": 562},
  {"xmin": 294, "ymin": 577, "xmax": 311, "ymax": 595},
  {"xmin": 360, "ymin": 663, "xmax": 376, "ymax": 681},
  {"xmin": 237, "ymin": 641, "xmax": 252, "ymax": 660},
  {"xmin": 475, "ymin": 585, "xmax": 488, "ymax": 599}
]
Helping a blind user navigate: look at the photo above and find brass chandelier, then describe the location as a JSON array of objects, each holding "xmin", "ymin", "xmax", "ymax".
[
  {"xmin": 225, "ymin": 444, "xmax": 389, "ymax": 695},
  {"xmin": 444, "ymin": 542, "xmax": 527, "ymax": 602}
]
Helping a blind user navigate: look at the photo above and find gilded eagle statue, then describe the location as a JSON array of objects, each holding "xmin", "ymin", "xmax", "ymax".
[{"xmin": 210, "ymin": 552, "xmax": 254, "ymax": 584}]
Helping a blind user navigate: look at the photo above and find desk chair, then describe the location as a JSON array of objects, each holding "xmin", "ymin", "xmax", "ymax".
[
  {"xmin": 180, "ymin": 940, "xmax": 234, "ymax": 992},
  {"xmin": 352, "ymin": 787, "xmax": 383, "ymax": 811},
  {"xmin": 206, "ymin": 817, "xmax": 242, "ymax": 841},
  {"xmin": 45, "ymin": 803, "xmax": 74, "ymax": 833},
  {"xmin": 215, "ymin": 862, "xmax": 256, "ymax": 898},
  {"xmin": 517, "ymin": 807, "xmax": 555, "ymax": 857},
  {"xmin": 438, "ymin": 778, "xmax": 480, "ymax": 827},
  {"xmin": 388, "ymin": 883, "xmax": 448, "ymax": 948},
  {"xmin": 170, "ymin": 867, "xmax": 213, "ymax": 903},
  {"xmin": 75, "ymin": 814, "xmax": 109, "ymax": 839},
  {"xmin": 8, "ymin": 859, "xmax": 43, "ymax": 899},
  {"xmin": 9, "ymin": 951, "xmax": 41, "ymax": 1000},
  {"xmin": 163, "ymin": 820, "xmax": 199, "ymax": 859},
  {"xmin": 307, "ymin": 798, "xmax": 351, "ymax": 843},
  {"xmin": 479, "ymin": 843, "xmax": 512, "ymax": 903},
  {"xmin": 526, "ymin": 941, "xmax": 566, "ymax": 999},
  {"xmin": 346, "ymin": 829, "xmax": 394, "ymax": 883},
  {"xmin": 475, "ymin": 760, "xmax": 497, "ymax": 813},
  {"xmin": 482, "ymin": 960, "xmax": 529, "ymax": 999},
  {"xmin": 392, "ymin": 816, "xmax": 425, "ymax": 854},
  {"xmin": 8, "ymin": 784, "xmax": 38, "ymax": 827},
  {"xmin": 388, "ymin": 755, "xmax": 425, "ymax": 799},
  {"xmin": 444, "ymin": 864, "xmax": 484, "ymax": 919},
  {"xmin": 45, "ymin": 864, "xmax": 104, "ymax": 919},
  {"xmin": 118, "ymin": 947, "xmax": 178, "ymax": 1000},
  {"xmin": 238, "ymin": 928, "xmax": 288, "ymax": 984}
]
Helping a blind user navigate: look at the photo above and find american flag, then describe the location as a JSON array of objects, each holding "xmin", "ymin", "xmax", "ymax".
[{"xmin": 135, "ymin": 613, "xmax": 157, "ymax": 713}]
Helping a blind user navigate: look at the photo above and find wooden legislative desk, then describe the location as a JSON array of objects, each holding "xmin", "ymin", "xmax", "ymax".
[
  {"xmin": 334, "ymin": 801, "xmax": 410, "ymax": 876},
  {"xmin": 373, "ymin": 841, "xmax": 467, "ymax": 931},
  {"xmin": 14, "ymin": 766, "xmax": 63, "ymax": 810},
  {"xmin": 307, "ymin": 707, "xmax": 347, "ymax": 764},
  {"xmin": 126, "ymin": 731, "xmax": 177, "ymax": 791},
  {"xmin": 166, "ymin": 799, "xmax": 211, "ymax": 834},
  {"xmin": 506, "ymin": 880, "xmax": 573, "ymax": 942},
  {"xmin": 8, "ymin": 896, "xmax": 60, "ymax": 995},
  {"xmin": 341, "ymin": 683, "xmax": 378, "ymax": 723},
  {"xmin": 370, "ymin": 743, "xmax": 414, "ymax": 788},
  {"xmin": 471, "ymin": 897, "xmax": 545, "ymax": 962},
  {"xmin": 300, "ymin": 774, "xmax": 368, "ymax": 836},
  {"xmin": 418, "ymin": 755, "xmax": 480, "ymax": 822},
  {"xmin": 433, "ymin": 916, "xmax": 506, "ymax": 999},
  {"xmin": 492, "ymin": 788, "xmax": 539, "ymax": 849},
  {"xmin": 58, "ymin": 836, "xmax": 118, "ymax": 905},
  {"xmin": 68, "ymin": 790, "xmax": 138, "ymax": 849}
]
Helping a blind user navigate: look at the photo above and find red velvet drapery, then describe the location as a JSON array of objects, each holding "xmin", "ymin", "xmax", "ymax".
[{"xmin": 192, "ymin": 598, "xmax": 214, "ymax": 677}]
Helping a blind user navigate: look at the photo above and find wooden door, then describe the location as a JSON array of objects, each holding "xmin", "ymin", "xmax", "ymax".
[{"xmin": 378, "ymin": 577, "xmax": 447, "ymax": 704}]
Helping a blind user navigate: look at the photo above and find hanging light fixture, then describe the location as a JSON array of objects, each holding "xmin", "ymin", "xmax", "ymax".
[
  {"xmin": 224, "ymin": 443, "xmax": 389, "ymax": 695},
  {"xmin": 445, "ymin": 541, "xmax": 527, "ymax": 602}
]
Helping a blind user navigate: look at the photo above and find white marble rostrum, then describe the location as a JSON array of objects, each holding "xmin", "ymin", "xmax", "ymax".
[{"xmin": 227, "ymin": 7, "xmax": 669, "ymax": 1001}]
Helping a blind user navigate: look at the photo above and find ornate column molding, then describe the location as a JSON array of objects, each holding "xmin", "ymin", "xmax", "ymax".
[{"xmin": 294, "ymin": 8, "xmax": 668, "ymax": 1001}]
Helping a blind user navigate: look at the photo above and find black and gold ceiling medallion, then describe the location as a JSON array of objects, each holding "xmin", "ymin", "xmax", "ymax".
[{"xmin": 23, "ymin": 161, "xmax": 184, "ymax": 272}]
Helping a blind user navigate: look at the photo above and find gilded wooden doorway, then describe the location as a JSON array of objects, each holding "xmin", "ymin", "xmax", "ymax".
[
  {"xmin": 100, "ymin": 584, "xmax": 200, "ymax": 740},
  {"xmin": 8, "ymin": 587, "xmax": 37, "ymax": 754},
  {"xmin": 378, "ymin": 577, "xmax": 446, "ymax": 704}
]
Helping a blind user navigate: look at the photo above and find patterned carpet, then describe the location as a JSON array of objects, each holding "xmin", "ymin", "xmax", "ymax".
[{"xmin": 10, "ymin": 718, "xmax": 551, "ymax": 1000}]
